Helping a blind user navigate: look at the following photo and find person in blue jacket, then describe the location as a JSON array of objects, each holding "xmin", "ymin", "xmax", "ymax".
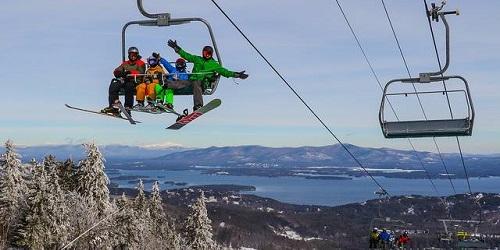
[
  {"xmin": 152, "ymin": 52, "xmax": 189, "ymax": 109},
  {"xmin": 379, "ymin": 229, "xmax": 391, "ymax": 249}
]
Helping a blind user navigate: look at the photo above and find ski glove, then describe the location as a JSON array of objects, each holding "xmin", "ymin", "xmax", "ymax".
[
  {"xmin": 152, "ymin": 52, "xmax": 161, "ymax": 59},
  {"xmin": 234, "ymin": 71, "xmax": 249, "ymax": 79},
  {"xmin": 168, "ymin": 39, "xmax": 181, "ymax": 53}
]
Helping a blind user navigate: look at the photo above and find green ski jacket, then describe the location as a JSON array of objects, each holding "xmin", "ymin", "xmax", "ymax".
[{"xmin": 178, "ymin": 49, "xmax": 236, "ymax": 86}]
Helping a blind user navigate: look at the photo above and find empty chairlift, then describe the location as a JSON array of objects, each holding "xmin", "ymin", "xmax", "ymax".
[{"xmin": 379, "ymin": 3, "xmax": 474, "ymax": 139}]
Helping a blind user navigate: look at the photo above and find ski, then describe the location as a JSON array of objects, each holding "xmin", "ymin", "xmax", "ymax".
[
  {"xmin": 166, "ymin": 99, "xmax": 221, "ymax": 130},
  {"xmin": 113, "ymin": 101, "xmax": 136, "ymax": 125},
  {"xmin": 65, "ymin": 104, "xmax": 141, "ymax": 123},
  {"xmin": 132, "ymin": 103, "xmax": 181, "ymax": 116},
  {"xmin": 155, "ymin": 103, "xmax": 182, "ymax": 116}
]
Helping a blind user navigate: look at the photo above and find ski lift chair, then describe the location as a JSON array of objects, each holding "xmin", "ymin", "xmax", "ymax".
[
  {"xmin": 119, "ymin": 0, "xmax": 223, "ymax": 96},
  {"xmin": 379, "ymin": 5, "xmax": 474, "ymax": 139}
]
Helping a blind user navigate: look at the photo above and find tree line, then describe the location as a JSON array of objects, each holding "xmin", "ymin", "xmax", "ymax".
[{"xmin": 0, "ymin": 140, "xmax": 218, "ymax": 249}]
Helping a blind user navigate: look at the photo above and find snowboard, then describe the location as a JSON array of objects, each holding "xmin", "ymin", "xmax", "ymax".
[
  {"xmin": 65, "ymin": 104, "xmax": 141, "ymax": 124},
  {"xmin": 166, "ymin": 99, "xmax": 221, "ymax": 130}
]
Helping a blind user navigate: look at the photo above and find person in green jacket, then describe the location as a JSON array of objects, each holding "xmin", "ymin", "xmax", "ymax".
[{"xmin": 166, "ymin": 39, "xmax": 248, "ymax": 111}]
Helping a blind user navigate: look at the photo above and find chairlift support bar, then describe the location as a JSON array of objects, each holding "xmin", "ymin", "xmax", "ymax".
[
  {"xmin": 419, "ymin": 6, "xmax": 459, "ymax": 82},
  {"xmin": 121, "ymin": 0, "xmax": 223, "ymax": 95},
  {"xmin": 379, "ymin": 4, "xmax": 474, "ymax": 139}
]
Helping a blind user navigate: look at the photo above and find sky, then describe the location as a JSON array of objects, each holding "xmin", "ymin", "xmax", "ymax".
[{"xmin": 1, "ymin": 0, "xmax": 499, "ymax": 154}]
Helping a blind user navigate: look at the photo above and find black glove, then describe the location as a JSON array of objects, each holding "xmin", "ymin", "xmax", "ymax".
[
  {"xmin": 123, "ymin": 70, "xmax": 131, "ymax": 77},
  {"xmin": 168, "ymin": 39, "xmax": 181, "ymax": 53},
  {"xmin": 234, "ymin": 70, "xmax": 249, "ymax": 79},
  {"xmin": 152, "ymin": 52, "xmax": 161, "ymax": 59}
]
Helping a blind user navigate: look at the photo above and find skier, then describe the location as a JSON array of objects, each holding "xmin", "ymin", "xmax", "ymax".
[
  {"xmin": 396, "ymin": 232, "xmax": 410, "ymax": 248},
  {"xmin": 369, "ymin": 228, "xmax": 380, "ymax": 248},
  {"xmin": 101, "ymin": 46, "xmax": 145, "ymax": 116},
  {"xmin": 134, "ymin": 56, "xmax": 165, "ymax": 109},
  {"xmin": 166, "ymin": 39, "xmax": 249, "ymax": 111},
  {"xmin": 151, "ymin": 53, "xmax": 189, "ymax": 109},
  {"xmin": 379, "ymin": 229, "xmax": 391, "ymax": 249}
]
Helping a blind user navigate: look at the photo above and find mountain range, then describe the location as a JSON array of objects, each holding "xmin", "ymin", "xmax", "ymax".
[
  {"xmin": 149, "ymin": 144, "xmax": 500, "ymax": 170},
  {"xmin": 0, "ymin": 144, "xmax": 187, "ymax": 161},
  {"xmin": 3, "ymin": 143, "xmax": 500, "ymax": 176}
]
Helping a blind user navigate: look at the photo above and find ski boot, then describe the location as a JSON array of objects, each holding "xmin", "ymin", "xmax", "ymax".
[{"xmin": 101, "ymin": 106, "xmax": 121, "ymax": 117}]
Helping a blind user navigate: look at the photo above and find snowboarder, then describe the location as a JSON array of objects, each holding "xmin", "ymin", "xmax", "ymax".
[
  {"xmin": 101, "ymin": 46, "xmax": 145, "ymax": 116},
  {"xmin": 166, "ymin": 39, "xmax": 249, "ymax": 111},
  {"xmin": 151, "ymin": 52, "xmax": 189, "ymax": 109},
  {"xmin": 134, "ymin": 56, "xmax": 165, "ymax": 109}
]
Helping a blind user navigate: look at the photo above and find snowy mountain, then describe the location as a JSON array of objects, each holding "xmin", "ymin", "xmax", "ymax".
[
  {"xmin": 0, "ymin": 144, "xmax": 188, "ymax": 161},
  {"xmin": 151, "ymin": 144, "xmax": 500, "ymax": 170}
]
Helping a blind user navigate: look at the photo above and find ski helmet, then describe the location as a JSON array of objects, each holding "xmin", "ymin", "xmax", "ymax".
[
  {"xmin": 128, "ymin": 46, "xmax": 139, "ymax": 61},
  {"xmin": 147, "ymin": 56, "xmax": 159, "ymax": 67},
  {"xmin": 175, "ymin": 58, "xmax": 186, "ymax": 70},
  {"xmin": 202, "ymin": 45, "xmax": 213, "ymax": 59},
  {"xmin": 128, "ymin": 46, "xmax": 139, "ymax": 54}
]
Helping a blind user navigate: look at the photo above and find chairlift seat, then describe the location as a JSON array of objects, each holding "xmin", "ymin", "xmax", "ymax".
[{"xmin": 382, "ymin": 118, "xmax": 472, "ymax": 138}]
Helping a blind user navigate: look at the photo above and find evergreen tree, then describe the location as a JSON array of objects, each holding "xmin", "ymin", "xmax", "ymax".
[
  {"xmin": 76, "ymin": 143, "xmax": 111, "ymax": 217},
  {"xmin": 65, "ymin": 192, "xmax": 104, "ymax": 249},
  {"xmin": 111, "ymin": 193, "xmax": 140, "ymax": 249},
  {"xmin": 0, "ymin": 140, "xmax": 27, "ymax": 247},
  {"xmin": 134, "ymin": 179, "xmax": 150, "ymax": 245},
  {"xmin": 57, "ymin": 158, "xmax": 76, "ymax": 192},
  {"xmin": 17, "ymin": 163, "xmax": 70, "ymax": 248},
  {"xmin": 149, "ymin": 181, "xmax": 181, "ymax": 249},
  {"xmin": 184, "ymin": 191, "xmax": 217, "ymax": 250}
]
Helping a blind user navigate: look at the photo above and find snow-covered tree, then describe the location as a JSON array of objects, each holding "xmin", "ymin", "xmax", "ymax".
[
  {"xmin": 148, "ymin": 181, "xmax": 181, "ymax": 249},
  {"xmin": 0, "ymin": 140, "xmax": 27, "ymax": 246},
  {"xmin": 16, "ymin": 163, "xmax": 70, "ymax": 248},
  {"xmin": 75, "ymin": 143, "xmax": 111, "ymax": 217},
  {"xmin": 65, "ymin": 192, "xmax": 107, "ymax": 249},
  {"xmin": 135, "ymin": 179, "xmax": 148, "ymax": 212},
  {"xmin": 133, "ymin": 179, "xmax": 151, "ymax": 245},
  {"xmin": 57, "ymin": 158, "xmax": 76, "ymax": 192},
  {"xmin": 111, "ymin": 193, "xmax": 140, "ymax": 249},
  {"xmin": 184, "ymin": 191, "xmax": 217, "ymax": 250}
]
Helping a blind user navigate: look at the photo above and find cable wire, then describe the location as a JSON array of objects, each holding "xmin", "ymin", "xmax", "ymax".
[
  {"xmin": 333, "ymin": 0, "xmax": 441, "ymax": 197},
  {"xmin": 381, "ymin": 0, "xmax": 457, "ymax": 195},
  {"xmin": 61, "ymin": 208, "xmax": 121, "ymax": 249},
  {"xmin": 423, "ymin": 0, "xmax": 472, "ymax": 194},
  {"xmin": 209, "ymin": 0, "xmax": 390, "ymax": 196}
]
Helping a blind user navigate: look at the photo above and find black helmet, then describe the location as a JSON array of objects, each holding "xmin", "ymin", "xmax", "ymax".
[
  {"xmin": 128, "ymin": 46, "xmax": 140, "ymax": 61},
  {"xmin": 128, "ymin": 46, "xmax": 139, "ymax": 54},
  {"xmin": 202, "ymin": 46, "xmax": 214, "ymax": 59}
]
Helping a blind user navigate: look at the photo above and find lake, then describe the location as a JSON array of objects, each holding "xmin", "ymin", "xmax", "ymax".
[{"xmin": 108, "ymin": 169, "xmax": 500, "ymax": 207}]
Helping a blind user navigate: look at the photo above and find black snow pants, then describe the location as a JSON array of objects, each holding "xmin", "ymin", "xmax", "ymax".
[{"xmin": 108, "ymin": 78, "xmax": 135, "ymax": 108}]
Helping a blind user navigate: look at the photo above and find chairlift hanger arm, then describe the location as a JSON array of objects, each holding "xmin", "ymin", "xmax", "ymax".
[
  {"xmin": 420, "ymin": 4, "xmax": 459, "ymax": 81},
  {"xmin": 132, "ymin": 0, "xmax": 222, "ymax": 65},
  {"xmin": 137, "ymin": 0, "xmax": 167, "ymax": 19}
]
